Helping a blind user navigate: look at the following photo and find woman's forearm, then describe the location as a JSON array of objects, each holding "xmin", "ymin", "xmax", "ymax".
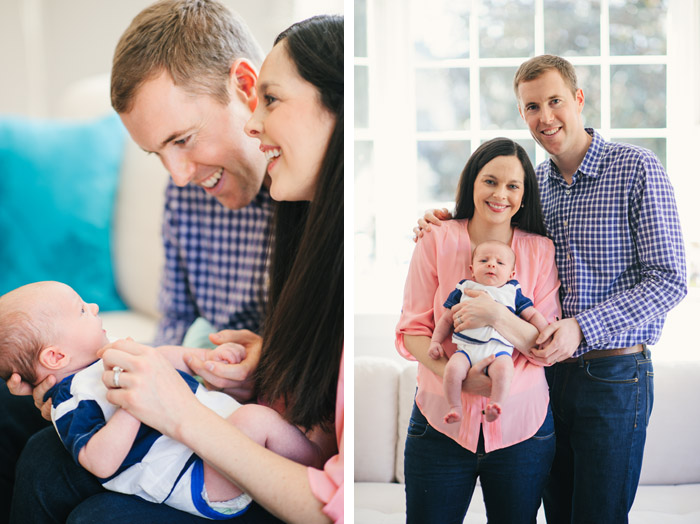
[
  {"xmin": 176, "ymin": 400, "xmax": 331, "ymax": 524},
  {"xmin": 404, "ymin": 335, "xmax": 447, "ymax": 377},
  {"xmin": 404, "ymin": 334, "xmax": 491, "ymax": 396},
  {"xmin": 491, "ymin": 304, "xmax": 539, "ymax": 352}
]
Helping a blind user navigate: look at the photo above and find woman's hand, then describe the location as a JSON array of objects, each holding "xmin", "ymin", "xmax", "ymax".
[
  {"xmin": 98, "ymin": 338, "xmax": 197, "ymax": 439},
  {"xmin": 451, "ymin": 289, "xmax": 500, "ymax": 332},
  {"xmin": 184, "ymin": 329, "xmax": 262, "ymax": 402},
  {"xmin": 6, "ymin": 373, "xmax": 55, "ymax": 421},
  {"xmin": 412, "ymin": 208, "xmax": 452, "ymax": 242},
  {"xmin": 462, "ymin": 355, "xmax": 494, "ymax": 397}
]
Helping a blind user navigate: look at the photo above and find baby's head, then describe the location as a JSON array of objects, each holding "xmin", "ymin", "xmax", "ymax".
[
  {"xmin": 470, "ymin": 240, "xmax": 516, "ymax": 287},
  {"xmin": 0, "ymin": 281, "xmax": 108, "ymax": 385}
]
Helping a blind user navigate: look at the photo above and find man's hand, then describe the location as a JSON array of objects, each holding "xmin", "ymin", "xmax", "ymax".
[
  {"xmin": 413, "ymin": 208, "xmax": 452, "ymax": 242},
  {"xmin": 6, "ymin": 373, "xmax": 55, "ymax": 421},
  {"xmin": 185, "ymin": 329, "xmax": 261, "ymax": 402},
  {"xmin": 531, "ymin": 318, "xmax": 583, "ymax": 365}
]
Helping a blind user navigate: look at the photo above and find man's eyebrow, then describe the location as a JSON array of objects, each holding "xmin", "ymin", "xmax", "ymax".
[{"xmin": 159, "ymin": 130, "xmax": 189, "ymax": 149}]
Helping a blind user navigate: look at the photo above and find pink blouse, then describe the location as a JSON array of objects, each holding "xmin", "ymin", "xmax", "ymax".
[
  {"xmin": 307, "ymin": 350, "xmax": 344, "ymax": 523},
  {"xmin": 396, "ymin": 220, "xmax": 561, "ymax": 452}
]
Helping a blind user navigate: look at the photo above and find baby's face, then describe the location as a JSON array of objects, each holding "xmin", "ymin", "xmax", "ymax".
[
  {"xmin": 471, "ymin": 243, "xmax": 516, "ymax": 287},
  {"xmin": 33, "ymin": 282, "xmax": 109, "ymax": 363}
]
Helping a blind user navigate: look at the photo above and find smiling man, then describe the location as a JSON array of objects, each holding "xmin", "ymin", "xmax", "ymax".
[
  {"xmin": 111, "ymin": 0, "xmax": 273, "ymax": 350},
  {"xmin": 515, "ymin": 54, "xmax": 686, "ymax": 523}
]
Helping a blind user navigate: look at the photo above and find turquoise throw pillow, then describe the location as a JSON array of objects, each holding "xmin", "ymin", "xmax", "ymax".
[{"xmin": 0, "ymin": 112, "xmax": 127, "ymax": 310}]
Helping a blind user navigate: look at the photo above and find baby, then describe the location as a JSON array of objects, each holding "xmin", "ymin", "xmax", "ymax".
[
  {"xmin": 429, "ymin": 240, "xmax": 548, "ymax": 423},
  {"xmin": 0, "ymin": 281, "xmax": 321, "ymax": 520}
]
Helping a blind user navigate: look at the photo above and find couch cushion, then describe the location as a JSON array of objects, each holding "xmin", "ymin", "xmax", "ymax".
[
  {"xmin": 355, "ymin": 356, "xmax": 401, "ymax": 482},
  {"xmin": 639, "ymin": 360, "xmax": 700, "ymax": 485},
  {"xmin": 0, "ymin": 112, "xmax": 126, "ymax": 310}
]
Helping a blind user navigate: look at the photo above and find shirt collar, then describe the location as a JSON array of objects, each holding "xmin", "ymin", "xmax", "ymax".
[{"xmin": 546, "ymin": 128, "xmax": 602, "ymax": 184}]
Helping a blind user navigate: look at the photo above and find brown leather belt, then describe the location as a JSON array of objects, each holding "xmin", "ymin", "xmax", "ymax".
[{"xmin": 560, "ymin": 344, "xmax": 644, "ymax": 364}]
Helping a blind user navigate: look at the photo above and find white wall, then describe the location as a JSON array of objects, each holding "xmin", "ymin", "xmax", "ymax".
[{"xmin": 0, "ymin": 0, "xmax": 343, "ymax": 117}]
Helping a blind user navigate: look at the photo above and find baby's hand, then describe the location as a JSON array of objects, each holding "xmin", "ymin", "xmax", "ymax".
[
  {"xmin": 428, "ymin": 341, "xmax": 445, "ymax": 360},
  {"xmin": 206, "ymin": 343, "xmax": 247, "ymax": 365}
]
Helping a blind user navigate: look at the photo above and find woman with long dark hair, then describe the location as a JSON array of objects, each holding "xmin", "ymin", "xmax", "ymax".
[{"xmin": 397, "ymin": 137, "xmax": 560, "ymax": 523}]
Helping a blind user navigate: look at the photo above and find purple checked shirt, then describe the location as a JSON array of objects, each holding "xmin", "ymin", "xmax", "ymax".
[
  {"xmin": 153, "ymin": 180, "xmax": 273, "ymax": 345},
  {"xmin": 537, "ymin": 129, "xmax": 686, "ymax": 357}
]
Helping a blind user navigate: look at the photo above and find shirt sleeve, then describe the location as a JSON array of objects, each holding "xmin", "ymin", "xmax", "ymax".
[
  {"xmin": 395, "ymin": 229, "xmax": 440, "ymax": 359},
  {"xmin": 53, "ymin": 399, "xmax": 106, "ymax": 464},
  {"xmin": 307, "ymin": 352, "xmax": 344, "ymax": 523},
  {"xmin": 523, "ymin": 238, "xmax": 561, "ymax": 324},
  {"xmin": 153, "ymin": 182, "xmax": 196, "ymax": 346},
  {"xmin": 575, "ymin": 152, "xmax": 687, "ymax": 346},
  {"xmin": 443, "ymin": 286, "xmax": 463, "ymax": 309}
]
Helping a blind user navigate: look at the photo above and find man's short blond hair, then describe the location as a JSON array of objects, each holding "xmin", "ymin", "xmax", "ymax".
[
  {"xmin": 513, "ymin": 54, "xmax": 579, "ymax": 104},
  {"xmin": 111, "ymin": 0, "xmax": 264, "ymax": 113}
]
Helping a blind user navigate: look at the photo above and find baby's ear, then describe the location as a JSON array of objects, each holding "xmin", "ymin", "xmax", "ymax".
[
  {"xmin": 38, "ymin": 346, "xmax": 70, "ymax": 370},
  {"xmin": 510, "ymin": 269, "xmax": 516, "ymax": 279}
]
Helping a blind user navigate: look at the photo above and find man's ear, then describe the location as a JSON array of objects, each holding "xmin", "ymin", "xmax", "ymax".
[
  {"xmin": 38, "ymin": 346, "xmax": 70, "ymax": 371},
  {"xmin": 229, "ymin": 59, "xmax": 259, "ymax": 112},
  {"xmin": 575, "ymin": 87, "xmax": 585, "ymax": 112}
]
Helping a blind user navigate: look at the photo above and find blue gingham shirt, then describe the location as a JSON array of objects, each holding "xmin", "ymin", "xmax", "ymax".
[
  {"xmin": 153, "ymin": 180, "xmax": 273, "ymax": 345},
  {"xmin": 538, "ymin": 129, "xmax": 686, "ymax": 356}
]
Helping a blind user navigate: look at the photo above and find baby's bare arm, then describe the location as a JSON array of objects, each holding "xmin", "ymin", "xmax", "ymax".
[
  {"xmin": 77, "ymin": 408, "xmax": 141, "ymax": 478},
  {"xmin": 432, "ymin": 309, "xmax": 454, "ymax": 345},
  {"xmin": 156, "ymin": 345, "xmax": 211, "ymax": 374}
]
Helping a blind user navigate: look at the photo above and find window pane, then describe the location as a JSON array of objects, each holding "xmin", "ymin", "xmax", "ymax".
[
  {"xmin": 355, "ymin": 65, "xmax": 369, "ymax": 129},
  {"xmin": 354, "ymin": 0, "xmax": 367, "ymax": 57},
  {"xmin": 544, "ymin": 0, "xmax": 600, "ymax": 56},
  {"xmin": 612, "ymin": 137, "xmax": 666, "ymax": 171},
  {"xmin": 609, "ymin": 0, "xmax": 667, "ymax": 56},
  {"xmin": 480, "ymin": 0, "xmax": 534, "ymax": 59},
  {"xmin": 416, "ymin": 68, "xmax": 470, "ymax": 132},
  {"xmin": 412, "ymin": 0, "xmax": 470, "ymax": 60},
  {"xmin": 610, "ymin": 64, "xmax": 666, "ymax": 128},
  {"xmin": 577, "ymin": 65, "xmax": 601, "ymax": 129},
  {"xmin": 480, "ymin": 67, "xmax": 520, "ymax": 130},
  {"xmin": 354, "ymin": 140, "xmax": 375, "ymax": 265},
  {"xmin": 417, "ymin": 140, "xmax": 470, "ymax": 202}
]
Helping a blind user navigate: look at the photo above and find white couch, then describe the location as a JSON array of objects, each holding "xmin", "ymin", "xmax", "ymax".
[
  {"xmin": 57, "ymin": 75, "xmax": 168, "ymax": 343},
  {"xmin": 355, "ymin": 355, "xmax": 700, "ymax": 523}
]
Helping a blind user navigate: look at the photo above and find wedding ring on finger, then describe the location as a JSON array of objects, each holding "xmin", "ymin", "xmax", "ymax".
[
  {"xmin": 113, "ymin": 366, "xmax": 124, "ymax": 388},
  {"xmin": 457, "ymin": 315, "xmax": 462, "ymax": 324}
]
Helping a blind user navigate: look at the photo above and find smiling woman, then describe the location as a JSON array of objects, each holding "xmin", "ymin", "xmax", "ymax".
[{"xmin": 245, "ymin": 37, "xmax": 336, "ymax": 202}]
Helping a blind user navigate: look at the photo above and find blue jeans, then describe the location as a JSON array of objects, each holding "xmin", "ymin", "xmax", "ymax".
[
  {"xmin": 10, "ymin": 427, "xmax": 282, "ymax": 524},
  {"xmin": 404, "ymin": 401, "xmax": 555, "ymax": 524},
  {"xmin": 543, "ymin": 348, "xmax": 653, "ymax": 524}
]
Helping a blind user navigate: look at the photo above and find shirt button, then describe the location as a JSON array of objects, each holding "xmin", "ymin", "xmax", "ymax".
[
  {"xmin": 565, "ymin": 190, "xmax": 571, "ymax": 195},
  {"xmin": 563, "ymin": 220, "xmax": 568, "ymax": 226}
]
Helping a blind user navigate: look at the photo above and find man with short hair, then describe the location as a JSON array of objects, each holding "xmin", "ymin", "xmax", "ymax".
[{"xmin": 515, "ymin": 54, "xmax": 686, "ymax": 523}]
